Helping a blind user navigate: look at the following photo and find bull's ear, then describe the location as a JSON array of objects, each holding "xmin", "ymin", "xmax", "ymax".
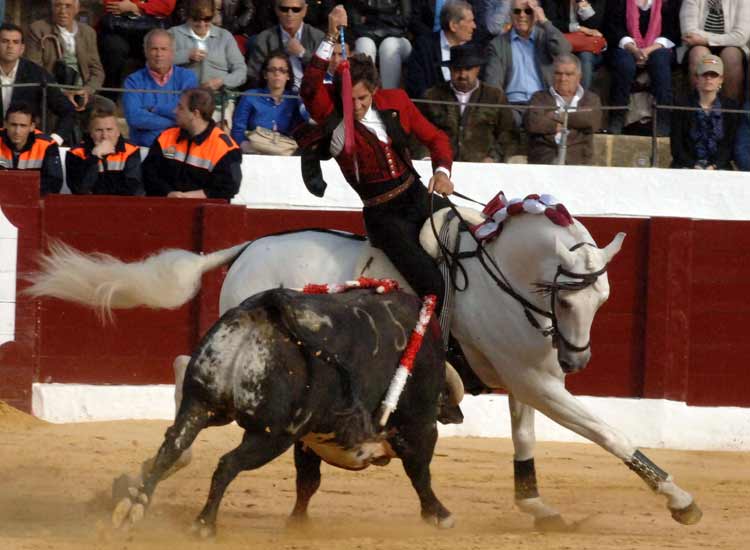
[
  {"xmin": 602, "ymin": 232, "xmax": 626, "ymax": 263},
  {"xmin": 555, "ymin": 236, "xmax": 576, "ymax": 270}
]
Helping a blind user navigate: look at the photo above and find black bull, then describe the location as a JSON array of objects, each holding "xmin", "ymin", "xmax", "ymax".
[{"xmin": 118, "ymin": 288, "xmax": 454, "ymax": 535}]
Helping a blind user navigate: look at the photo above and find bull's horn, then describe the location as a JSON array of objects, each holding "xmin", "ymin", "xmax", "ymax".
[
  {"xmin": 602, "ymin": 232, "xmax": 626, "ymax": 263},
  {"xmin": 445, "ymin": 362, "xmax": 465, "ymax": 405}
]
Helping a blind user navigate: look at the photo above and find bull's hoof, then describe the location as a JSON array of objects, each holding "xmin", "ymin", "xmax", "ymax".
[
  {"xmin": 534, "ymin": 514, "xmax": 568, "ymax": 532},
  {"xmin": 191, "ymin": 518, "xmax": 216, "ymax": 539},
  {"xmin": 670, "ymin": 501, "xmax": 703, "ymax": 525},
  {"xmin": 422, "ymin": 512, "xmax": 455, "ymax": 529}
]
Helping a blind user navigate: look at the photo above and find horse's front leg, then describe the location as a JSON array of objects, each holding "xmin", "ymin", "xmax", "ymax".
[
  {"xmin": 518, "ymin": 377, "xmax": 702, "ymax": 525},
  {"xmin": 509, "ymin": 394, "xmax": 566, "ymax": 530}
]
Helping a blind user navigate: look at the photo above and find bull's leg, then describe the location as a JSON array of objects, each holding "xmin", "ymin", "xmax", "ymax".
[
  {"xmin": 392, "ymin": 422, "xmax": 454, "ymax": 528},
  {"xmin": 112, "ymin": 398, "xmax": 211, "ymax": 529},
  {"xmin": 193, "ymin": 430, "xmax": 294, "ymax": 538},
  {"xmin": 289, "ymin": 442, "xmax": 322, "ymax": 522},
  {"xmin": 112, "ymin": 355, "xmax": 194, "ymax": 507},
  {"xmin": 509, "ymin": 394, "xmax": 565, "ymax": 531},
  {"xmin": 518, "ymin": 378, "xmax": 702, "ymax": 525}
]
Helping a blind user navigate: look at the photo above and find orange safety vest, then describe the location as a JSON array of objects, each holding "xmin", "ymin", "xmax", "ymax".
[
  {"xmin": 0, "ymin": 130, "xmax": 56, "ymax": 170},
  {"xmin": 68, "ymin": 140, "xmax": 141, "ymax": 172},
  {"xmin": 156, "ymin": 125, "xmax": 238, "ymax": 173}
]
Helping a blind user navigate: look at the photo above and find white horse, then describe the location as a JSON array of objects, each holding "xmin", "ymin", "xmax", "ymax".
[{"xmin": 27, "ymin": 202, "xmax": 702, "ymax": 529}]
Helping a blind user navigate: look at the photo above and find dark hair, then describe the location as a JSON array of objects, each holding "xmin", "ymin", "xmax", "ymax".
[
  {"xmin": 5, "ymin": 101, "xmax": 35, "ymax": 120},
  {"xmin": 335, "ymin": 52, "xmax": 380, "ymax": 95},
  {"xmin": 181, "ymin": 88, "xmax": 215, "ymax": 121},
  {"xmin": 440, "ymin": 1, "xmax": 473, "ymax": 32},
  {"xmin": 260, "ymin": 50, "xmax": 294, "ymax": 91},
  {"xmin": 0, "ymin": 23, "xmax": 24, "ymax": 43},
  {"xmin": 188, "ymin": 0, "xmax": 214, "ymax": 20}
]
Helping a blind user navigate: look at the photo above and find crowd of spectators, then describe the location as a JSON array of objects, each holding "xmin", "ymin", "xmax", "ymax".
[{"xmin": 2, "ymin": 0, "xmax": 750, "ymax": 200}]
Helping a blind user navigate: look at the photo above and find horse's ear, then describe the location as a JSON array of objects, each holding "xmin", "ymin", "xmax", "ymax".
[
  {"xmin": 602, "ymin": 232, "xmax": 626, "ymax": 263},
  {"xmin": 554, "ymin": 237, "xmax": 576, "ymax": 269}
]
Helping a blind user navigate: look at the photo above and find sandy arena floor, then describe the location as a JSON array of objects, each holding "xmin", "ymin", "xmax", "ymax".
[{"xmin": 1, "ymin": 402, "xmax": 747, "ymax": 550}]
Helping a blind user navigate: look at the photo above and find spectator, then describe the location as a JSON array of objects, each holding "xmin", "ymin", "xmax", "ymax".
[
  {"xmin": 671, "ymin": 54, "xmax": 739, "ymax": 170},
  {"xmin": 421, "ymin": 42, "xmax": 512, "ymax": 161},
  {"xmin": 123, "ymin": 29, "xmax": 199, "ymax": 147},
  {"xmin": 142, "ymin": 87, "xmax": 242, "ymax": 199},
  {"xmin": 325, "ymin": 39, "xmax": 350, "ymax": 83},
  {"xmin": 66, "ymin": 106, "xmax": 143, "ymax": 195},
  {"xmin": 603, "ymin": 0, "xmax": 680, "ymax": 136},
  {"xmin": 412, "ymin": 0, "xmax": 491, "ymax": 43},
  {"xmin": 0, "ymin": 23, "xmax": 75, "ymax": 144},
  {"xmin": 98, "ymin": 0, "xmax": 176, "ymax": 94},
  {"xmin": 246, "ymin": 0, "xmax": 325, "ymax": 90},
  {"xmin": 484, "ymin": 0, "xmax": 512, "ymax": 37},
  {"xmin": 0, "ymin": 101, "xmax": 63, "ymax": 195},
  {"xmin": 545, "ymin": 0, "xmax": 606, "ymax": 90},
  {"xmin": 525, "ymin": 53, "xmax": 602, "ymax": 164},
  {"xmin": 349, "ymin": 0, "xmax": 412, "ymax": 89},
  {"xmin": 231, "ymin": 51, "xmax": 307, "ymax": 153},
  {"xmin": 680, "ymin": 0, "xmax": 750, "ymax": 104},
  {"xmin": 485, "ymin": 0, "xmax": 571, "ymax": 125},
  {"xmin": 170, "ymin": 0, "xmax": 247, "ymax": 125},
  {"xmin": 305, "ymin": 0, "xmax": 337, "ymax": 31},
  {"xmin": 406, "ymin": 0, "xmax": 476, "ymax": 99},
  {"xmin": 216, "ymin": 0, "xmax": 257, "ymax": 37},
  {"xmin": 26, "ymin": 0, "xmax": 108, "ymax": 119}
]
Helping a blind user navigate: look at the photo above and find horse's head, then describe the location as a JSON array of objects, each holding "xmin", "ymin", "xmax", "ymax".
[{"xmin": 536, "ymin": 230, "xmax": 626, "ymax": 374}]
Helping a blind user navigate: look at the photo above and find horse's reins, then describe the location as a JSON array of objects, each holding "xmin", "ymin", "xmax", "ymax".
[{"xmin": 429, "ymin": 190, "xmax": 608, "ymax": 354}]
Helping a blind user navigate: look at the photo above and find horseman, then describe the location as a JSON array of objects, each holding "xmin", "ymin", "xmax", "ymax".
[{"xmin": 298, "ymin": 5, "xmax": 456, "ymax": 322}]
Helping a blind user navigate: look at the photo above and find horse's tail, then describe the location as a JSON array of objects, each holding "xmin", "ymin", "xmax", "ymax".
[{"xmin": 24, "ymin": 240, "xmax": 251, "ymax": 322}]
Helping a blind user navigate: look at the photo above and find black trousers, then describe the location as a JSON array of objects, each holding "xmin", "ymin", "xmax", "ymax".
[{"xmin": 363, "ymin": 181, "xmax": 450, "ymax": 316}]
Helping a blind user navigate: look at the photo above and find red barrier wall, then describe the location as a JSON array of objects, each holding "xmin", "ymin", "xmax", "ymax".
[{"xmin": 3, "ymin": 190, "xmax": 750, "ymax": 411}]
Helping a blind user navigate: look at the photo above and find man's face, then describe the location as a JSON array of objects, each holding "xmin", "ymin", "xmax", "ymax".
[
  {"xmin": 329, "ymin": 43, "xmax": 348, "ymax": 74},
  {"xmin": 451, "ymin": 8, "xmax": 476, "ymax": 44},
  {"xmin": 0, "ymin": 30, "xmax": 24, "ymax": 64},
  {"xmin": 53, "ymin": 0, "xmax": 79, "ymax": 29},
  {"xmin": 450, "ymin": 65, "xmax": 481, "ymax": 93},
  {"xmin": 511, "ymin": 0, "xmax": 534, "ymax": 36},
  {"xmin": 276, "ymin": 0, "xmax": 307, "ymax": 35},
  {"xmin": 90, "ymin": 116, "xmax": 120, "ymax": 145},
  {"xmin": 6, "ymin": 112, "xmax": 34, "ymax": 149},
  {"xmin": 351, "ymin": 81, "xmax": 374, "ymax": 121},
  {"xmin": 174, "ymin": 96, "xmax": 195, "ymax": 130},
  {"xmin": 145, "ymin": 34, "xmax": 174, "ymax": 74},
  {"xmin": 553, "ymin": 62, "xmax": 581, "ymax": 97}
]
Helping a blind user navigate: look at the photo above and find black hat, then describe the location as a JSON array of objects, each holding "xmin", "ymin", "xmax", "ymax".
[{"xmin": 443, "ymin": 43, "xmax": 486, "ymax": 69}]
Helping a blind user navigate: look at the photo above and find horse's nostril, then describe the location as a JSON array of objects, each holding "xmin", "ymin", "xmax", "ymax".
[{"xmin": 559, "ymin": 360, "xmax": 575, "ymax": 374}]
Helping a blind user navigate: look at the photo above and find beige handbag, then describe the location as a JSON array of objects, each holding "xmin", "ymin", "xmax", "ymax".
[{"xmin": 245, "ymin": 127, "xmax": 298, "ymax": 156}]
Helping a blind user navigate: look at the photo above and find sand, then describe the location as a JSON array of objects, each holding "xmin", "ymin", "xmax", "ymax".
[{"xmin": 0, "ymin": 407, "xmax": 747, "ymax": 550}]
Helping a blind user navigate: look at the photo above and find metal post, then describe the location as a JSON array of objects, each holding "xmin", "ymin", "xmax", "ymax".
[
  {"xmin": 650, "ymin": 99, "xmax": 658, "ymax": 167},
  {"xmin": 557, "ymin": 107, "xmax": 570, "ymax": 166},
  {"xmin": 41, "ymin": 81, "xmax": 48, "ymax": 134}
]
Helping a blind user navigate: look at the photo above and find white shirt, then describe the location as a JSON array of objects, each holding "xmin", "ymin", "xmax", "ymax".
[
  {"xmin": 280, "ymin": 24, "xmax": 305, "ymax": 89},
  {"xmin": 450, "ymin": 81, "xmax": 479, "ymax": 115},
  {"xmin": 0, "ymin": 60, "xmax": 19, "ymax": 116},
  {"xmin": 550, "ymin": 84, "xmax": 585, "ymax": 144},
  {"xmin": 440, "ymin": 31, "xmax": 451, "ymax": 81},
  {"xmin": 57, "ymin": 23, "xmax": 78, "ymax": 54}
]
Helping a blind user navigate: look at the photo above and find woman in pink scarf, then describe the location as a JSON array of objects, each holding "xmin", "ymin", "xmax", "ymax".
[{"xmin": 603, "ymin": 0, "xmax": 681, "ymax": 135}]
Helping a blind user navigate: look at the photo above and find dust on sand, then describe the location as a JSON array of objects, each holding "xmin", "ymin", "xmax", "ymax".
[{"xmin": 0, "ymin": 414, "xmax": 747, "ymax": 550}]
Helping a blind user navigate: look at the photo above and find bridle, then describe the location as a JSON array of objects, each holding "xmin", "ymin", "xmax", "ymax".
[{"xmin": 430, "ymin": 193, "xmax": 609, "ymax": 355}]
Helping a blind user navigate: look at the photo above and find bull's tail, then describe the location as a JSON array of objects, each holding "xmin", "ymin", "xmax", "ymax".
[{"xmin": 24, "ymin": 240, "xmax": 251, "ymax": 321}]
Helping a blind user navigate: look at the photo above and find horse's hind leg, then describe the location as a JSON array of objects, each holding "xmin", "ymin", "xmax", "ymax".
[
  {"xmin": 289, "ymin": 441, "xmax": 322, "ymax": 522},
  {"xmin": 193, "ymin": 430, "xmax": 294, "ymax": 538},
  {"xmin": 393, "ymin": 421, "xmax": 454, "ymax": 528},
  {"xmin": 509, "ymin": 394, "xmax": 566, "ymax": 530},
  {"xmin": 112, "ymin": 398, "xmax": 211, "ymax": 529},
  {"xmin": 520, "ymin": 379, "xmax": 702, "ymax": 525}
]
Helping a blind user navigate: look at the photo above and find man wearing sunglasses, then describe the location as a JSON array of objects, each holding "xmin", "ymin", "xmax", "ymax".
[
  {"xmin": 485, "ymin": 0, "xmax": 571, "ymax": 127},
  {"xmin": 246, "ymin": 0, "xmax": 325, "ymax": 91}
]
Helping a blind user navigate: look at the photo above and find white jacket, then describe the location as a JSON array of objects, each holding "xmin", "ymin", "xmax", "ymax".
[{"xmin": 680, "ymin": 0, "xmax": 750, "ymax": 55}]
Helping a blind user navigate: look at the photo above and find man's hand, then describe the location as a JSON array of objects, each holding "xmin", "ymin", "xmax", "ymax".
[
  {"xmin": 105, "ymin": 0, "xmax": 140, "ymax": 15},
  {"xmin": 528, "ymin": 0, "xmax": 547, "ymax": 24},
  {"xmin": 92, "ymin": 140, "xmax": 116, "ymax": 158},
  {"xmin": 579, "ymin": 26, "xmax": 602, "ymax": 37},
  {"xmin": 286, "ymin": 37, "xmax": 305, "ymax": 57},
  {"xmin": 189, "ymin": 48, "xmax": 207, "ymax": 62},
  {"xmin": 328, "ymin": 4, "xmax": 348, "ymax": 35},
  {"xmin": 64, "ymin": 89, "xmax": 90, "ymax": 111},
  {"xmin": 428, "ymin": 171, "xmax": 454, "ymax": 195},
  {"xmin": 683, "ymin": 32, "xmax": 708, "ymax": 47},
  {"xmin": 202, "ymin": 77, "xmax": 224, "ymax": 91}
]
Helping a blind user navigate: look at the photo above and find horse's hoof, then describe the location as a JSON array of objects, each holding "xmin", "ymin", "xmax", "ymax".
[
  {"xmin": 534, "ymin": 514, "xmax": 568, "ymax": 532},
  {"xmin": 670, "ymin": 501, "xmax": 703, "ymax": 525},
  {"xmin": 191, "ymin": 519, "xmax": 216, "ymax": 539},
  {"xmin": 422, "ymin": 512, "xmax": 456, "ymax": 529},
  {"xmin": 112, "ymin": 497, "xmax": 133, "ymax": 529}
]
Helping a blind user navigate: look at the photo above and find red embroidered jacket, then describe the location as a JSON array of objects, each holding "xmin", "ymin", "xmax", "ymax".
[{"xmin": 300, "ymin": 55, "xmax": 453, "ymax": 192}]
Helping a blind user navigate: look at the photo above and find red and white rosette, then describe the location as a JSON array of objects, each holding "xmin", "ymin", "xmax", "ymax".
[
  {"xmin": 378, "ymin": 294, "xmax": 437, "ymax": 427},
  {"xmin": 471, "ymin": 192, "xmax": 573, "ymax": 242}
]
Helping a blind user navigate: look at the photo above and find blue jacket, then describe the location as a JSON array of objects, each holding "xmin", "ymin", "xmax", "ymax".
[
  {"xmin": 123, "ymin": 66, "xmax": 199, "ymax": 147},
  {"xmin": 231, "ymin": 88, "xmax": 308, "ymax": 145},
  {"xmin": 735, "ymin": 101, "xmax": 750, "ymax": 171}
]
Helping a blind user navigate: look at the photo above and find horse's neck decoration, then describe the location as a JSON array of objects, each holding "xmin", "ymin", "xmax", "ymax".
[{"xmin": 472, "ymin": 192, "xmax": 573, "ymax": 242}]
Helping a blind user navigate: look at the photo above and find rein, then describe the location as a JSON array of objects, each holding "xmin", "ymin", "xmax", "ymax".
[{"xmin": 429, "ymin": 191, "xmax": 607, "ymax": 354}]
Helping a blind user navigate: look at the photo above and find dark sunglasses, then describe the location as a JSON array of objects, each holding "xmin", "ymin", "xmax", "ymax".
[
  {"xmin": 195, "ymin": 15, "xmax": 213, "ymax": 22},
  {"xmin": 278, "ymin": 6, "xmax": 303, "ymax": 13},
  {"xmin": 512, "ymin": 8, "xmax": 534, "ymax": 15}
]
